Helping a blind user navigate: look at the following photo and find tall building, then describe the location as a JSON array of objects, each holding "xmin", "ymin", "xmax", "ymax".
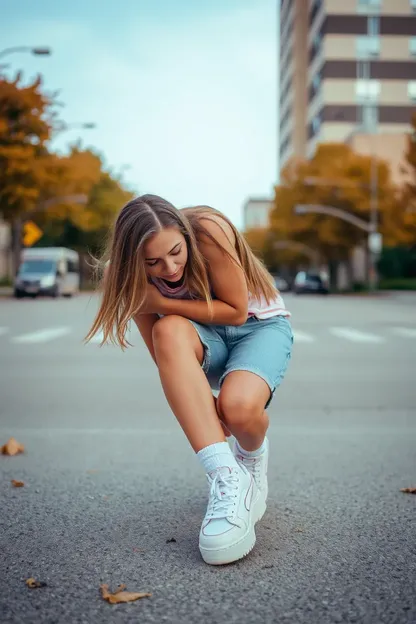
[
  {"xmin": 279, "ymin": 0, "xmax": 309, "ymax": 169},
  {"xmin": 279, "ymin": 0, "xmax": 416, "ymax": 175},
  {"xmin": 243, "ymin": 198, "xmax": 272, "ymax": 230}
]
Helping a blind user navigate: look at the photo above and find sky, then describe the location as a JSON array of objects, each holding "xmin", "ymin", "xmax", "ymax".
[{"xmin": 1, "ymin": 0, "xmax": 279, "ymax": 228}]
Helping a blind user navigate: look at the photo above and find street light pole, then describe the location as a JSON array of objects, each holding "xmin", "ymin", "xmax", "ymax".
[
  {"xmin": 369, "ymin": 138, "xmax": 379, "ymax": 291},
  {"xmin": 294, "ymin": 204, "xmax": 374, "ymax": 232},
  {"xmin": 56, "ymin": 122, "xmax": 96, "ymax": 132},
  {"xmin": 0, "ymin": 46, "xmax": 51, "ymax": 59},
  {"xmin": 0, "ymin": 47, "xmax": 52, "ymax": 73}
]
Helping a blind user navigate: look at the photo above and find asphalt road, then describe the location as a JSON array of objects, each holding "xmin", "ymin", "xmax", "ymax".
[{"xmin": 0, "ymin": 292, "xmax": 415, "ymax": 624}]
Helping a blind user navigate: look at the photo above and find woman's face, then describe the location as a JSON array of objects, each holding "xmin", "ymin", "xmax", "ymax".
[{"xmin": 143, "ymin": 227, "xmax": 188, "ymax": 282}]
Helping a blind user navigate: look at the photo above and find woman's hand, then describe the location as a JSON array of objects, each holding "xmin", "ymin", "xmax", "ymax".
[{"xmin": 140, "ymin": 283, "xmax": 166, "ymax": 315}]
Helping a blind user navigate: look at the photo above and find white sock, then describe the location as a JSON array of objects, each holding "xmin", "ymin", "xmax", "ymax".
[
  {"xmin": 236, "ymin": 436, "xmax": 268, "ymax": 458},
  {"xmin": 197, "ymin": 441, "xmax": 240, "ymax": 474}
]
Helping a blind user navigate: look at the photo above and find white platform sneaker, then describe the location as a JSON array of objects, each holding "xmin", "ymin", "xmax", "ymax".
[
  {"xmin": 199, "ymin": 464, "xmax": 266, "ymax": 565},
  {"xmin": 234, "ymin": 437, "xmax": 269, "ymax": 503}
]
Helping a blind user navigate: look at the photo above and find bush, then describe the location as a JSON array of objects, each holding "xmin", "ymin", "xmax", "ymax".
[
  {"xmin": 378, "ymin": 247, "xmax": 416, "ymax": 279},
  {"xmin": 378, "ymin": 278, "xmax": 416, "ymax": 291}
]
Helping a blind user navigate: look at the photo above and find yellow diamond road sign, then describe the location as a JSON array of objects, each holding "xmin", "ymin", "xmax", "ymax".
[{"xmin": 23, "ymin": 221, "xmax": 43, "ymax": 247}]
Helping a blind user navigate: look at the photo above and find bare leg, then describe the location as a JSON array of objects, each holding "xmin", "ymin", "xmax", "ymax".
[
  {"xmin": 212, "ymin": 395, "xmax": 232, "ymax": 437},
  {"xmin": 217, "ymin": 371, "xmax": 270, "ymax": 451},
  {"xmin": 152, "ymin": 315, "xmax": 225, "ymax": 452}
]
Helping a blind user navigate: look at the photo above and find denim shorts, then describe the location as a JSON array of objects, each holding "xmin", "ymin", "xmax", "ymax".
[{"xmin": 189, "ymin": 315, "xmax": 294, "ymax": 407}]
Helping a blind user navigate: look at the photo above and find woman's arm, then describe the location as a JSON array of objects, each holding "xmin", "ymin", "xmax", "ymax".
[
  {"xmin": 161, "ymin": 218, "xmax": 248, "ymax": 326},
  {"xmin": 133, "ymin": 313, "xmax": 159, "ymax": 363}
]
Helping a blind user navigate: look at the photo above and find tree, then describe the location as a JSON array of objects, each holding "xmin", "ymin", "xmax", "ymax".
[
  {"xmin": 0, "ymin": 73, "xmax": 56, "ymax": 220},
  {"xmin": 1, "ymin": 73, "xmax": 133, "ymax": 278},
  {"xmin": 270, "ymin": 143, "xmax": 398, "ymax": 266},
  {"xmin": 243, "ymin": 228, "xmax": 269, "ymax": 259},
  {"xmin": 37, "ymin": 164, "xmax": 133, "ymax": 254},
  {"xmin": 390, "ymin": 113, "xmax": 416, "ymax": 246}
]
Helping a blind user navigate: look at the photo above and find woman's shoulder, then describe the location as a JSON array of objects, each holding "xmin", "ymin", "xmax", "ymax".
[{"xmin": 182, "ymin": 207, "xmax": 236, "ymax": 247}]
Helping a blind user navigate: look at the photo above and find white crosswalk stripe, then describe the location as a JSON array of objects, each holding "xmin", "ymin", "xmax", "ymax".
[
  {"xmin": 329, "ymin": 327, "xmax": 385, "ymax": 343},
  {"xmin": 292, "ymin": 330, "xmax": 315, "ymax": 343},
  {"xmin": 11, "ymin": 327, "xmax": 72, "ymax": 344},
  {"xmin": 391, "ymin": 327, "xmax": 416, "ymax": 339},
  {"xmin": 2, "ymin": 325, "xmax": 415, "ymax": 346}
]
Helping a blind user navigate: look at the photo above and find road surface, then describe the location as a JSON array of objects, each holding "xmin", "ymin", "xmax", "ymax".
[{"xmin": 0, "ymin": 293, "xmax": 415, "ymax": 623}]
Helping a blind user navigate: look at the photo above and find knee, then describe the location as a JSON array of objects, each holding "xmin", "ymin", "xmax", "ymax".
[
  {"xmin": 152, "ymin": 315, "xmax": 189, "ymax": 352},
  {"xmin": 217, "ymin": 391, "xmax": 262, "ymax": 431}
]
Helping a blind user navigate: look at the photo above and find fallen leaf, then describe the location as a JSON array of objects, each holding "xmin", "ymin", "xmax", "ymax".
[
  {"xmin": 87, "ymin": 469, "xmax": 99, "ymax": 474},
  {"xmin": 166, "ymin": 538, "xmax": 177, "ymax": 543},
  {"xmin": 100, "ymin": 584, "xmax": 151, "ymax": 604},
  {"xmin": 26, "ymin": 578, "xmax": 47, "ymax": 589},
  {"xmin": 400, "ymin": 487, "xmax": 416, "ymax": 494},
  {"xmin": 1, "ymin": 437, "xmax": 25, "ymax": 456},
  {"xmin": 11, "ymin": 480, "xmax": 25, "ymax": 488}
]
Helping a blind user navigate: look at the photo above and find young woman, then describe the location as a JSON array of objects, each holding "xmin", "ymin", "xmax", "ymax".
[{"xmin": 86, "ymin": 194, "xmax": 293, "ymax": 566}]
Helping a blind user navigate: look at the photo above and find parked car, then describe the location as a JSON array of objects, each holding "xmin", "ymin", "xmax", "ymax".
[
  {"xmin": 273, "ymin": 276, "xmax": 290, "ymax": 292},
  {"xmin": 14, "ymin": 247, "xmax": 80, "ymax": 298},
  {"xmin": 293, "ymin": 271, "xmax": 329, "ymax": 295}
]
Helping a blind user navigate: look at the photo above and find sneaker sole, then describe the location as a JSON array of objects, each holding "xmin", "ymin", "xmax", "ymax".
[{"xmin": 199, "ymin": 494, "xmax": 267, "ymax": 566}]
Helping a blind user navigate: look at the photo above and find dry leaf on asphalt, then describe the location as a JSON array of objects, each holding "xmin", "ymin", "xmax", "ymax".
[
  {"xmin": 1, "ymin": 437, "xmax": 25, "ymax": 456},
  {"xmin": 11, "ymin": 480, "xmax": 25, "ymax": 487},
  {"xmin": 26, "ymin": 578, "xmax": 47, "ymax": 589},
  {"xmin": 100, "ymin": 584, "xmax": 151, "ymax": 604},
  {"xmin": 400, "ymin": 487, "xmax": 416, "ymax": 494}
]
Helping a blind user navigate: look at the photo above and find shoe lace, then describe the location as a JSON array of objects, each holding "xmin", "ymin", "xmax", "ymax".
[
  {"xmin": 237, "ymin": 454, "xmax": 262, "ymax": 482},
  {"xmin": 206, "ymin": 470, "xmax": 240, "ymax": 520}
]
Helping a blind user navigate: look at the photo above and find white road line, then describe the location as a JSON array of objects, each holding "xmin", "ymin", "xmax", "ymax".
[
  {"xmin": 329, "ymin": 327, "xmax": 385, "ymax": 344},
  {"xmin": 0, "ymin": 327, "xmax": 9, "ymax": 337},
  {"xmin": 392, "ymin": 327, "xmax": 416, "ymax": 339},
  {"xmin": 293, "ymin": 330, "xmax": 315, "ymax": 343},
  {"xmin": 11, "ymin": 327, "xmax": 72, "ymax": 344}
]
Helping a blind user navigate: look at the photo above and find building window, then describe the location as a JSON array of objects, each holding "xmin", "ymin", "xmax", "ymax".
[
  {"xmin": 356, "ymin": 35, "xmax": 380, "ymax": 58},
  {"xmin": 310, "ymin": 0, "xmax": 322, "ymax": 25},
  {"xmin": 279, "ymin": 106, "xmax": 292, "ymax": 132},
  {"xmin": 411, "ymin": 0, "xmax": 416, "ymax": 14},
  {"xmin": 309, "ymin": 32, "xmax": 322, "ymax": 63},
  {"xmin": 408, "ymin": 82, "xmax": 416, "ymax": 101},
  {"xmin": 279, "ymin": 132, "xmax": 291, "ymax": 158},
  {"xmin": 360, "ymin": 104, "xmax": 378, "ymax": 130},
  {"xmin": 312, "ymin": 115, "xmax": 321, "ymax": 134},
  {"xmin": 409, "ymin": 38, "xmax": 416, "ymax": 56},
  {"xmin": 358, "ymin": 0, "xmax": 381, "ymax": 10},
  {"xmin": 356, "ymin": 79, "xmax": 380, "ymax": 102},
  {"xmin": 368, "ymin": 16, "xmax": 379, "ymax": 36},
  {"xmin": 357, "ymin": 60, "xmax": 370, "ymax": 79}
]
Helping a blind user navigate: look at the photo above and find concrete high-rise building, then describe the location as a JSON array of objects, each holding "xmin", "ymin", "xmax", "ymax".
[
  {"xmin": 279, "ymin": 0, "xmax": 309, "ymax": 170},
  {"xmin": 279, "ymin": 0, "xmax": 416, "ymax": 178},
  {"xmin": 243, "ymin": 198, "xmax": 273, "ymax": 230}
]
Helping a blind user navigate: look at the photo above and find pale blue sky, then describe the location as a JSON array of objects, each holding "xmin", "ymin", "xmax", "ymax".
[{"xmin": 1, "ymin": 0, "xmax": 279, "ymax": 227}]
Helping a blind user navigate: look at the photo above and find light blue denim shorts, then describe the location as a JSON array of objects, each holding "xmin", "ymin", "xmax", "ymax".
[{"xmin": 189, "ymin": 315, "xmax": 294, "ymax": 407}]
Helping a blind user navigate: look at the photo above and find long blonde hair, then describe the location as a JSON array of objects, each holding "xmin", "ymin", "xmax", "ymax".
[{"xmin": 85, "ymin": 195, "xmax": 277, "ymax": 348}]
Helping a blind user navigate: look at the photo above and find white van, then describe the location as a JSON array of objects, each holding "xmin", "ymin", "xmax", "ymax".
[{"xmin": 14, "ymin": 247, "xmax": 80, "ymax": 298}]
